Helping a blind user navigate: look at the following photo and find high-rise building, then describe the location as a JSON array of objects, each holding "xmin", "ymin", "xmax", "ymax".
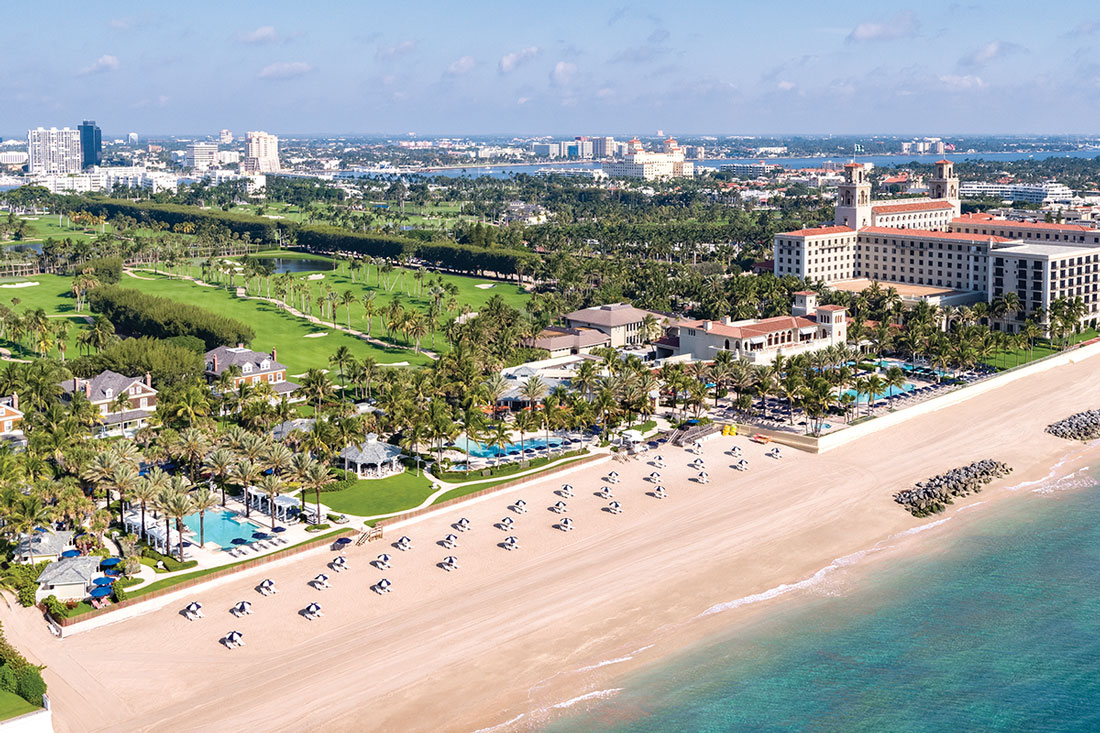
[
  {"xmin": 77, "ymin": 120, "xmax": 101, "ymax": 169},
  {"xmin": 219, "ymin": 129, "xmax": 233, "ymax": 144},
  {"xmin": 185, "ymin": 142, "xmax": 218, "ymax": 170},
  {"xmin": 592, "ymin": 136, "xmax": 616, "ymax": 158},
  {"xmin": 127, "ymin": 132, "xmax": 139, "ymax": 145},
  {"xmin": 27, "ymin": 127, "xmax": 82, "ymax": 174},
  {"xmin": 244, "ymin": 131, "xmax": 280, "ymax": 173}
]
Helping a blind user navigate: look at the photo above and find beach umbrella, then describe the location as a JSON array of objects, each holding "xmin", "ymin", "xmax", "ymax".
[
  {"xmin": 444, "ymin": 556, "xmax": 457, "ymax": 567},
  {"xmin": 272, "ymin": 527, "xmax": 287, "ymax": 533},
  {"xmin": 378, "ymin": 578, "xmax": 391, "ymax": 589},
  {"xmin": 186, "ymin": 602, "xmax": 202, "ymax": 613},
  {"xmin": 61, "ymin": 550, "xmax": 80, "ymax": 558},
  {"xmin": 377, "ymin": 553, "xmax": 391, "ymax": 564},
  {"xmin": 335, "ymin": 537, "xmax": 352, "ymax": 546},
  {"xmin": 100, "ymin": 557, "xmax": 121, "ymax": 567},
  {"xmin": 227, "ymin": 631, "xmax": 243, "ymax": 643},
  {"xmin": 92, "ymin": 577, "xmax": 114, "ymax": 587},
  {"xmin": 34, "ymin": 526, "xmax": 48, "ymax": 533},
  {"xmin": 231, "ymin": 538, "xmax": 249, "ymax": 546},
  {"xmin": 251, "ymin": 531, "xmax": 268, "ymax": 540},
  {"xmin": 89, "ymin": 586, "xmax": 112, "ymax": 598},
  {"xmin": 334, "ymin": 555, "xmax": 347, "ymax": 564},
  {"xmin": 307, "ymin": 603, "xmax": 322, "ymax": 613}
]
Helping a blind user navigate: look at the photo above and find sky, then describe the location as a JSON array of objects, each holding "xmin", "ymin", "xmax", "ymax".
[{"xmin": 4, "ymin": 0, "xmax": 1100, "ymax": 138}]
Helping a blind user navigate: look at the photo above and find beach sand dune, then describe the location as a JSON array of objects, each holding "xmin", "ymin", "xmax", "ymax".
[{"xmin": 4, "ymin": 355, "xmax": 1100, "ymax": 732}]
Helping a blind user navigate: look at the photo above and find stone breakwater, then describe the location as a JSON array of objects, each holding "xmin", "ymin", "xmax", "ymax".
[
  {"xmin": 894, "ymin": 460, "xmax": 1013, "ymax": 517},
  {"xmin": 1045, "ymin": 410, "xmax": 1100, "ymax": 441}
]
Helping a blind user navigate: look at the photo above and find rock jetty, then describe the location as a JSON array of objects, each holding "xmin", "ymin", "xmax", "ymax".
[
  {"xmin": 1045, "ymin": 410, "xmax": 1100, "ymax": 441},
  {"xmin": 894, "ymin": 460, "xmax": 1012, "ymax": 517}
]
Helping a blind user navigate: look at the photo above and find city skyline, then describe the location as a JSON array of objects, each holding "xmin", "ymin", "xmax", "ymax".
[{"xmin": 6, "ymin": 0, "xmax": 1100, "ymax": 137}]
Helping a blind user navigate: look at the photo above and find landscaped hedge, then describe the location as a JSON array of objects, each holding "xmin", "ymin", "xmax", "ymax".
[
  {"xmin": 0, "ymin": 621, "xmax": 45, "ymax": 705},
  {"xmin": 89, "ymin": 286, "xmax": 254, "ymax": 349},
  {"xmin": 69, "ymin": 198, "xmax": 280, "ymax": 242}
]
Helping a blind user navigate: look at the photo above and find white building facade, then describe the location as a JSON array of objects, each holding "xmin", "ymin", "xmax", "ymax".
[
  {"xmin": 28, "ymin": 127, "xmax": 81, "ymax": 174},
  {"xmin": 244, "ymin": 131, "xmax": 280, "ymax": 173}
]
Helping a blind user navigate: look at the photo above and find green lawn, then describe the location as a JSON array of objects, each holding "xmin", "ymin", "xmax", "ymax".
[
  {"xmin": 12, "ymin": 213, "xmax": 109, "ymax": 243},
  {"xmin": 301, "ymin": 470, "xmax": 436, "ymax": 516},
  {"xmin": 984, "ymin": 328, "xmax": 1100, "ymax": 370},
  {"xmin": 280, "ymin": 260, "xmax": 530, "ymax": 354},
  {"xmin": 117, "ymin": 274, "xmax": 432, "ymax": 372},
  {"xmin": 0, "ymin": 690, "xmax": 38, "ymax": 721}
]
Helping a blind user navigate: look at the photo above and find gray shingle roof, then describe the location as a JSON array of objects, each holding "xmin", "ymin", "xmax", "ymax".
[
  {"xmin": 340, "ymin": 434, "xmax": 403, "ymax": 466},
  {"xmin": 36, "ymin": 556, "xmax": 101, "ymax": 586},
  {"xmin": 60, "ymin": 370, "xmax": 153, "ymax": 403},
  {"xmin": 16, "ymin": 529, "xmax": 73, "ymax": 557},
  {"xmin": 564, "ymin": 303, "xmax": 656, "ymax": 328},
  {"xmin": 205, "ymin": 346, "xmax": 286, "ymax": 375}
]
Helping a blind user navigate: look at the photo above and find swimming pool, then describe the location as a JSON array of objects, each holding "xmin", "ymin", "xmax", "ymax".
[
  {"xmin": 460, "ymin": 437, "xmax": 564, "ymax": 458},
  {"xmin": 183, "ymin": 509, "xmax": 263, "ymax": 547},
  {"xmin": 843, "ymin": 384, "xmax": 915, "ymax": 404}
]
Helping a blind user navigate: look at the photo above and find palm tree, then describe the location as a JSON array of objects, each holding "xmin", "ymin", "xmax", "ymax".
[
  {"xmin": 230, "ymin": 459, "xmax": 262, "ymax": 518},
  {"xmin": 300, "ymin": 460, "xmax": 335, "ymax": 525},
  {"xmin": 514, "ymin": 409, "xmax": 539, "ymax": 456},
  {"xmin": 189, "ymin": 486, "xmax": 219, "ymax": 548},
  {"xmin": 110, "ymin": 462, "xmax": 140, "ymax": 528},
  {"xmin": 519, "ymin": 375, "xmax": 548, "ymax": 410},
  {"xmin": 202, "ymin": 447, "xmax": 236, "ymax": 507},
  {"xmin": 161, "ymin": 490, "xmax": 195, "ymax": 562},
  {"xmin": 487, "ymin": 420, "xmax": 510, "ymax": 465},
  {"xmin": 130, "ymin": 473, "xmax": 162, "ymax": 542},
  {"xmin": 256, "ymin": 473, "xmax": 285, "ymax": 529}
]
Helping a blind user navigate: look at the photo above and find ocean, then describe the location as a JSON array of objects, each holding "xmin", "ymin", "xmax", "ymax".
[{"xmin": 547, "ymin": 465, "xmax": 1100, "ymax": 732}]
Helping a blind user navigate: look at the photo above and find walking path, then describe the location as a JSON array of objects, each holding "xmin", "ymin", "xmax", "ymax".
[{"xmin": 125, "ymin": 268, "xmax": 436, "ymax": 358}]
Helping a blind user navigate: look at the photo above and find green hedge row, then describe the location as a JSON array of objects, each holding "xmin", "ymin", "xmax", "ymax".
[
  {"xmin": 67, "ymin": 198, "xmax": 538, "ymax": 277},
  {"xmin": 89, "ymin": 286, "xmax": 255, "ymax": 350}
]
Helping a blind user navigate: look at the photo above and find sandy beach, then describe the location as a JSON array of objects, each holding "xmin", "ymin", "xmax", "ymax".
[{"xmin": 4, "ymin": 352, "xmax": 1099, "ymax": 732}]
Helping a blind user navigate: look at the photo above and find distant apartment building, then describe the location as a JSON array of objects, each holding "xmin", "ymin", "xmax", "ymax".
[
  {"xmin": 0, "ymin": 151, "xmax": 28, "ymax": 167},
  {"xmin": 244, "ymin": 131, "xmax": 280, "ymax": 173},
  {"xmin": 27, "ymin": 127, "xmax": 82, "ymax": 174},
  {"xmin": 30, "ymin": 165, "xmax": 178, "ymax": 194},
  {"xmin": 78, "ymin": 120, "xmax": 101, "ymax": 169},
  {"xmin": 127, "ymin": 132, "xmax": 139, "ymax": 145},
  {"xmin": 721, "ymin": 162, "xmax": 781, "ymax": 177},
  {"xmin": 592, "ymin": 136, "xmax": 616, "ymax": 158},
  {"xmin": 216, "ymin": 150, "xmax": 241, "ymax": 165},
  {"xmin": 601, "ymin": 138, "xmax": 694, "ymax": 180},
  {"xmin": 185, "ymin": 142, "xmax": 218, "ymax": 170},
  {"xmin": 219, "ymin": 129, "xmax": 233, "ymax": 144},
  {"xmin": 959, "ymin": 181, "xmax": 1074, "ymax": 204}
]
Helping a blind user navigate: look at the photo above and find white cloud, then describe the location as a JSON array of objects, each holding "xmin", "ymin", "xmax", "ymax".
[
  {"xmin": 258, "ymin": 61, "xmax": 312, "ymax": 79},
  {"xmin": 959, "ymin": 41, "xmax": 1024, "ymax": 68},
  {"xmin": 377, "ymin": 40, "xmax": 416, "ymax": 60},
  {"xmin": 240, "ymin": 25, "xmax": 279, "ymax": 44},
  {"xmin": 847, "ymin": 11, "xmax": 919, "ymax": 42},
  {"xmin": 79, "ymin": 55, "xmax": 120, "ymax": 75},
  {"xmin": 550, "ymin": 61, "xmax": 577, "ymax": 86},
  {"xmin": 499, "ymin": 46, "xmax": 539, "ymax": 74},
  {"xmin": 108, "ymin": 17, "xmax": 133, "ymax": 30},
  {"xmin": 596, "ymin": 87, "xmax": 615, "ymax": 98},
  {"xmin": 447, "ymin": 55, "xmax": 476, "ymax": 75},
  {"xmin": 938, "ymin": 74, "xmax": 986, "ymax": 91},
  {"xmin": 517, "ymin": 96, "xmax": 532, "ymax": 105},
  {"xmin": 777, "ymin": 80, "xmax": 796, "ymax": 91}
]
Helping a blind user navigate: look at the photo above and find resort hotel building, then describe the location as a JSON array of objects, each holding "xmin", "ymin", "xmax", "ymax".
[{"xmin": 774, "ymin": 160, "xmax": 1100, "ymax": 332}]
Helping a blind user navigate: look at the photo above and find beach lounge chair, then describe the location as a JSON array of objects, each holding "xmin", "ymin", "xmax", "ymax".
[
  {"xmin": 512, "ymin": 499, "xmax": 527, "ymax": 514},
  {"xmin": 396, "ymin": 536, "xmax": 413, "ymax": 551},
  {"xmin": 698, "ymin": 471, "xmax": 709, "ymax": 484},
  {"xmin": 442, "ymin": 533, "xmax": 459, "ymax": 549},
  {"xmin": 653, "ymin": 486, "xmax": 667, "ymax": 499},
  {"xmin": 559, "ymin": 517, "xmax": 574, "ymax": 532},
  {"xmin": 455, "ymin": 518, "xmax": 471, "ymax": 532}
]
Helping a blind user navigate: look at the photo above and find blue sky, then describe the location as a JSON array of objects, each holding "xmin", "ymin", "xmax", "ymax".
[{"xmin": 3, "ymin": 0, "xmax": 1100, "ymax": 138}]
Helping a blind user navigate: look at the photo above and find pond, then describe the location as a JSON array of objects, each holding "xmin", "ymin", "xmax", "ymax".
[{"xmin": 253, "ymin": 257, "xmax": 333, "ymax": 274}]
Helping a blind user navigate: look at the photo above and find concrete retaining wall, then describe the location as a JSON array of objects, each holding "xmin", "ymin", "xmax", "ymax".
[{"xmin": 0, "ymin": 700, "xmax": 51, "ymax": 733}]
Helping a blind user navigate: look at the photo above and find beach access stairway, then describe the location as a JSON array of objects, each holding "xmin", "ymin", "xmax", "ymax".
[{"xmin": 668, "ymin": 422, "xmax": 721, "ymax": 447}]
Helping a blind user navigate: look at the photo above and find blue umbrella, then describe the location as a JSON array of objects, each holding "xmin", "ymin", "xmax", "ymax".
[
  {"xmin": 272, "ymin": 527, "xmax": 287, "ymax": 533},
  {"xmin": 100, "ymin": 557, "xmax": 121, "ymax": 567},
  {"xmin": 231, "ymin": 538, "xmax": 249, "ymax": 546},
  {"xmin": 61, "ymin": 550, "xmax": 80, "ymax": 558},
  {"xmin": 93, "ymin": 577, "xmax": 114, "ymax": 587},
  {"xmin": 251, "ymin": 531, "xmax": 268, "ymax": 539},
  {"xmin": 334, "ymin": 537, "xmax": 352, "ymax": 546},
  {"xmin": 89, "ymin": 586, "xmax": 112, "ymax": 598},
  {"xmin": 34, "ymin": 526, "xmax": 48, "ymax": 533}
]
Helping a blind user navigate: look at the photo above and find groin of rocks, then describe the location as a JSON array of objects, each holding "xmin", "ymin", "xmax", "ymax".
[
  {"xmin": 894, "ymin": 460, "xmax": 1013, "ymax": 517},
  {"xmin": 1045, "ymin": 410, "xmax": 1100, "ymax": 441}
]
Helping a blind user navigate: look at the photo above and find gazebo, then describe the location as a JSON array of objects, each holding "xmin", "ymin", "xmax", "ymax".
[
  {"xmin": 245, "ymin": 487, "xmax": 302, "ymax": 522},
  {"xmin": 339, "ymin": 434, "xmax": 404, "ymax": 479}
]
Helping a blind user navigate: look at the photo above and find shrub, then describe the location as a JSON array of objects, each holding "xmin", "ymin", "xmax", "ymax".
[
  {"xmin": 305, "ymin": 523, "xmax": 331, "ymax": 533},
  {"xmin": 76, "ymin": 255, "xmax": 123, "ymax": 283},
  {"xmin": 88, "ymin": 286, "xmax": 254, "ymax": 350},
  {"xmin": 0, "ymin": 665, "xmax": 15, "ymax": 693},
  {"xmin": 42, "ymin": 595, "xmax": 65, "ymax": 619},
  {"xmin": 69, "ymin": 336, "xmax": 205, "ymax": 388},
  {"xmin": 14, "ymin": 666, "xmax": 46, "ymax": 705},
  {"xmin": 111, "ymin": 581, "xmax": 127, "ymax": 603}
]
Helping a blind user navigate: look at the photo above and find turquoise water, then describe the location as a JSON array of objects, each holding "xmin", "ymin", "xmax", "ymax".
[
  {"xmin": 183, "ymin": 509, "xmax": 262, "ymax": 547},
  {"xmin": 461, "ymin": 437, "xmax": 564, "ymax": 458},
  {"xmin": 550, "ymin": 472, "xmax": 1100, "ymax": 731},
  {"xmin": 843, "ymin": 383, "xmax": 914, "ymax": 403}
]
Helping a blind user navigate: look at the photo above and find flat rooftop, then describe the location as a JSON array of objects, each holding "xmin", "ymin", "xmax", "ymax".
[
  {"xmin": 829, "ymin": 278, "xmax": 976, "ymax": 299},
  {"xmin": 993, "ymin": 243, "xmax": 1099, "ymax": 258}
]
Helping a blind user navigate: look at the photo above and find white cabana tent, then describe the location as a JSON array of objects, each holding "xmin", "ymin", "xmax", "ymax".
[{"xmin": 245, "ymin": 487, "xmax": 301, "ymax": 522}]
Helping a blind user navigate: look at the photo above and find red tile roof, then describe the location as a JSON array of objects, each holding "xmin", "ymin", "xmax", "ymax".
[
  {"xmin": 935, "ymin": 159, "xmax": 952, "ymax": 165},
  {"xmin": 951, "ymin": 214, "xmax": 1093, "ymax": 233},
  {"xmin": 675, "ymin": 315, "xmax": 820, "ymax": 339},
  {"xmin": 816, "ymin": 305, "xmax": 847, "ymax": 311},
  {"xmin": 860, "ymin": 226, "xmax": 1011, "ymax": 243},
  {"xmin": 777, "ymin": 225, "xmax": 855, "ymax": 237},
  {"xmin": 871, "ymin": 200, "xmax": 955, "ymax": 214}
]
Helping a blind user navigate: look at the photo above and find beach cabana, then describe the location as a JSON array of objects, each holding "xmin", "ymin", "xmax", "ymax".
[
  {"xmin": 245, "ymin": 488, "xmax": 301, "ymax": 523},
  {"xmin": 339, "ymin": 434, "xmax": 404, "ymax": 479}
]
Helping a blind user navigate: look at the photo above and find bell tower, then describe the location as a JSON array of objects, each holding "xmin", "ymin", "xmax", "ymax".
[
  {"xmin": 929, "ymin": 158, "xmax": 960, "ymax": 218},
  {"xmin": 835, "ymin": 162, "xmax": 871, "ymax": 229}
]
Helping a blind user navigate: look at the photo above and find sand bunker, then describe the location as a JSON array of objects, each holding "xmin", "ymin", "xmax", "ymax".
[
  {"xmin": 304, "ymin": 332, "xmax": 328, "ymax": 338},
  {"xmin": 0, "ymin": 281, "xmax": 39, "ymax": 288},
  {"xmin": 475, "ymin": 283, "xmax": 495, "ymax": 290},
  {"xmin": 307, "ymin": 273, "xmax": 325, "ymax": 281}
]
